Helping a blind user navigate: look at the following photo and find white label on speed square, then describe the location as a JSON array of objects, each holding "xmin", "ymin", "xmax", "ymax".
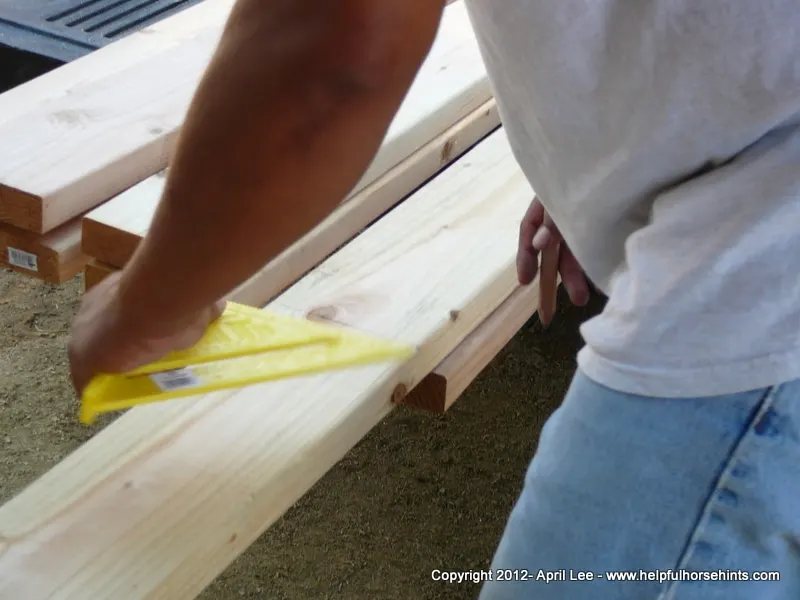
[
  {"xmin": 7, "ymin": 247, "xmax": 38, "ymax": 272},
  {"xmin": 149, "ymin": 368, "xmax": 202, "ymax": 391}
]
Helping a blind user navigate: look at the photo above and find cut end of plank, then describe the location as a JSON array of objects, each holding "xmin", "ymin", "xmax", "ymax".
[
  {"xmin": 0, "ymin": 220, "xmax": 88, "ymax": 284},
  {"xmin": 0, "ymin": 185, "xmax": 44, "ymax": 234},
  {"xmin": 401, "ymin": 374, "xmax": 448, "ymax": 413},
  {"xmin": 81, "ymin": 216, "xmax": 143, "ymax": 270},
  {"xmin": 404, "ymin": 280, "xmax": 541, "ymax": 413}
]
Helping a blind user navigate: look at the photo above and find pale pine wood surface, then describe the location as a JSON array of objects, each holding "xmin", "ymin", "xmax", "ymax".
[
  {"xmin": 0, "ymin": 129, "xmax": 533, "ymax": 600},
  {"xmin": 0, "ymin": 0, "xmax": 236, "ymax": 129}
]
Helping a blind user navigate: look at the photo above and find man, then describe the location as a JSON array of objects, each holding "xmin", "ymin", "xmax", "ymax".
[{"xmin": 68, "ymin": 1, "xmax": 800, "ymax": 598}]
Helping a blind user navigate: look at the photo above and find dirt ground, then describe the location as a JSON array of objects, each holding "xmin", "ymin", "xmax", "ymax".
[{"xmin": 0, "ymin": 266, "xmax": 604, "ymax": 599}]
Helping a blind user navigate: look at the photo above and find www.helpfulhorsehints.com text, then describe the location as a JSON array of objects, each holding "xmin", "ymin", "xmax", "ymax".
[{"xmin": 430, "ymin": 568, "xmax": 781, "ymax": 585}]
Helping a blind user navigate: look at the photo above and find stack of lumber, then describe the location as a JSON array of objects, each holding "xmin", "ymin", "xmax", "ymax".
[
  {"xmin": 80, "ymin": 0, "xmax": 495, "ymax": 290},
  {"xmin": 0, "ymin": 1, "xmax": 550, "ymax": 597},
  {"xmin": 0, "ymin": 0, "xmax": 239, "ymax": 282},
  {"xmin": 0, "ymin": 0, "xmax": 475, "ymax": 286}
]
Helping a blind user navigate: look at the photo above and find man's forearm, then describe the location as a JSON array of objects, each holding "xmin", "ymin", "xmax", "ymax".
[{"xmin": 116, "ymin": 0, "xmax": 445, "ymax": 335}]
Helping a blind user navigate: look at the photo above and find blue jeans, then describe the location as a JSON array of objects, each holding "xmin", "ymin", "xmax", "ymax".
[{"xmin": 479, "ymin": 370, "xmax": 800, "ymax": 599}]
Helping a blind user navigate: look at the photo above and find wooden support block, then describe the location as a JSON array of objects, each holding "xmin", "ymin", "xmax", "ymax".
[
  {"xmin": 83, "ymin": 260, "xmax": 117, "ymax": 292},
  {"xmin": 0, "ymin": 218, "xmax": 87, "ymax": 284},
  {"xmin": 0, "ymin": 0, "xmax": 488, "ymax": 234},
  {"xmin": 402, "ymin": 281, "xmax": 541, "ymax": 412},
  {"xmin": 0, "ymin": 128, "xmax": 533, "ymax": 599}
]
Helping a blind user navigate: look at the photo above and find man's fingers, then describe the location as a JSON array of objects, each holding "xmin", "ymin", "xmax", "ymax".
[
  {"xmin": 558, "ymin": 245, "xmax": 590, "ymax": 307},
  {"xmin": 516, "ymin": 198, "xmax": 545, "ymax": 284},
  {"xmin": 516, "ymin": 245, "xmax": 538, "ymax": 285}
]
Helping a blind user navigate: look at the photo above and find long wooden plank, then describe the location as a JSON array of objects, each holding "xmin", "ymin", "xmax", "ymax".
[
  {"xmin": 0, "ymin": 218, "xmax": 87, "ymax": 284},
  {"xmin": 0, "ymin": 129, "xmax": 532, "ymax": 600},
  {"xmin": 0, "ymin": 0, "xmax": 236, "ymax": 129},
  {"xmin": 80, "ymin": 174, "xmax": 166, "ymax": 268},
  {"xmin": 80, "ymin": 99, "xmax": 499, "ymax": 296},
  {"xmin": 80, "ymin": 2, "xmax": 490, "ymax": 266},
  {"xmin": 402, "ymin": 281, "xmax": 541, "ymax": 412},
  {"xmin": 84, "ymin": 99, "xmax": 499, "ymax": 280},
  {"xmin": 0, "ymin": 1, "xmax": 488, "ymax": 234},
  {"xmin": 0, "ymin": 0, "xmax": 460, "ymax": 128}
]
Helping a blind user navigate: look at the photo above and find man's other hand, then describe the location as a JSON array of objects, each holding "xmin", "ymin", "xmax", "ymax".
[{"xmin": 517, "ymin": 196, "xmax": 590, "ymax": 307}]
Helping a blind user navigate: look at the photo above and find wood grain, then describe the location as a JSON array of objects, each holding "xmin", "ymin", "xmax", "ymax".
[
  {"xmin": 402, "ymin": 281, "xmax": 541, "ymax": 412},
  {"xmin": 0, "ymin": 218, "xmax": 87, "ymax": 284},
  {"xmin": 0, "ymin": 0, "xmax": 487, "ymax": 234},
  {"xmin": 0, "ymin": 128, "xmax": 533, "ymax": 599}
]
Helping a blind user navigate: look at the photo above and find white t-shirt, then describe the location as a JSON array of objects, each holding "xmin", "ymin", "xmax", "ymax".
[{"xmin": 465, "ymin": 0, "xmax": 800, "ymax": 397}]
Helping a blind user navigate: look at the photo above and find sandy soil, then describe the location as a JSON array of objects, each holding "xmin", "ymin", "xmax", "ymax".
[{"xmin": 0, "ymin": 266, "xmax": 604, "ymax": 598}]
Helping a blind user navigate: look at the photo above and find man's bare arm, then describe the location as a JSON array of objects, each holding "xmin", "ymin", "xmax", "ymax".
[{"xmin": 116, "ymin": 0, "xmax": 447, "ymax": 335}]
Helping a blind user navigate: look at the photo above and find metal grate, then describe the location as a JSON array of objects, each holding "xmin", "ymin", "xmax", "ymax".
[{"xmin": 0, "ymin": 0, "xmax": 206, "ymax": 62}]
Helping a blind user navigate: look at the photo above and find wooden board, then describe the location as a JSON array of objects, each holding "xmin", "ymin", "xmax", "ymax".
[
  {"xmin": 0, "ymin": 0, "xmax": 488, "ymax": 234},
  {"xmin": 83, "ymin": 260, "xmax": 117, "ymax": 292},
  {"xmin": 402, "ymin": 281, "xmax": 541, "ymax": 412},
  {"xmin": 84, "ymin": 98, "xmax": 499, "ymax": 281},
  {"xmin": 0, "ymin": 0, "xmax": 235, "ymax": 234},
  {"xmin": 0, "ymin": 129, "xmax": 533, "ymax": 599},
  {"xmin": 0, "ymin": 218, "xmax": 87, "ymax": 284},
  {"xmin": 0, "ymin": 0, "xmax": 237, "ymax": 129},
  {"xmin": 80, "ymin": 174, "xmax": 166, "ymax": 269}
]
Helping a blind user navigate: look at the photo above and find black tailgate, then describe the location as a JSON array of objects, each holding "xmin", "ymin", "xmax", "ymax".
[{"xmin": 0, "ymin": 0, "xmax": 206, "ymax": 62}]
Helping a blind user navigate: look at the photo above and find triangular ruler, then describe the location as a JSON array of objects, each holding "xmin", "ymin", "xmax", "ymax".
[{"xmin": 79, "ymin": 302, "xmax": 415, "ymax": 425}]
